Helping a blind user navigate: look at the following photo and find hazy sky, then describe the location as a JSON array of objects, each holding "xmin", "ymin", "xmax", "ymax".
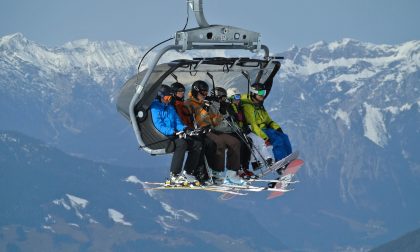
[{"xmin": 1, "ymin": 0, "xmax": 419, "ymax": 53}]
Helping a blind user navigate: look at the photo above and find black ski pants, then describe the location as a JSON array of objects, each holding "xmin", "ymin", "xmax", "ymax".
[
  {"xmin": 233, "ymin": 134, "xmax": 252, "ymax": 171},
  {"xmin": 193, "ymin": 136, "xmax": 216, "ymax": 181},
  {"xmin": 170, "ymin": 137, "xmax": 202, "ymax": 175},
  {"xmin": 206, "ymin": 132, "xmax": 241, "ymax": 172}
]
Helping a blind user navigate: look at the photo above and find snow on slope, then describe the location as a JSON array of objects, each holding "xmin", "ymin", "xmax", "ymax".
[
  {"xmin": 363, "ymin": 103, "xmax": 388, "ymax": 147},
  {"xmin": 108, "ymin": 209, "xmax": 132, "ymax": 226},
  {"xmin": 277, "ymin": 38, "xmax": 419, "ymax": 147}
]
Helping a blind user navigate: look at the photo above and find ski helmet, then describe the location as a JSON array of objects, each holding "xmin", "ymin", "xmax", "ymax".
[
  {"xmin": 212, "ymin": 87, "xmax": 227, "ymax": 98},
  {"xmin": 171, "ymin": 82, "xmax": 185, "ymax": 93},
  {"xmin": 191, "ymin": 80, "xmax": 209, "ymax": 97},
  {"xmin": 157, "ymin": 84, "xmax": 173, "ymax": 98},
  {"xmin": 227, "ymin": 87, "xmax": 241, "ymax": 100}
]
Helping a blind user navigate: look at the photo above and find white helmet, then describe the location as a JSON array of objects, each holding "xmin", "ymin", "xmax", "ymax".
[{"xmin": 226, "ymin": 87, "xmax": 240, "ymax": 98}]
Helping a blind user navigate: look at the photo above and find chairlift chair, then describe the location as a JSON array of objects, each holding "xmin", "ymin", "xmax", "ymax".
[{"xmin": 116, "ymin": 0, "xmax": 282, "ymax": 155}]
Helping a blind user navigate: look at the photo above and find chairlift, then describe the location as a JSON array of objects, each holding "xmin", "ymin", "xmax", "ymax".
[{"xmin": 116, "ymin": 0, "xmax": 282, "ymax": 155}]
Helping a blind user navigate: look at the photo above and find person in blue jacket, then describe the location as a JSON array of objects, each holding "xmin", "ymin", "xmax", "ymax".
[{"xmin": 150, "ymin": 84, "xmax": 203, "ymax": 185}]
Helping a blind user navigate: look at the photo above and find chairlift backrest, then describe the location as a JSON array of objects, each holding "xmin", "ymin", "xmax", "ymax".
[{"xmin": 117, "ymin": 58, "xmax": 280, "ymax": 155}]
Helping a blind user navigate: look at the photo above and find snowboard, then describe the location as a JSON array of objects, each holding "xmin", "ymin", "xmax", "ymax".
[{"xmin": 266, "ymin": 159, "xmax": 304, "ymax": 200}]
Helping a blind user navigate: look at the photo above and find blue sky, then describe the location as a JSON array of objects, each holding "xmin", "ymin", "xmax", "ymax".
[{"xmin": 1, "ymin": 0, "xmax": 419, "ymax": 53}]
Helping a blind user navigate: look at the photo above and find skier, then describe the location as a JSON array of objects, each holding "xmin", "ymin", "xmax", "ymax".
[
  {"xmin": 170, "ymin": 82, "xmax": 193, "ymax": 128},
  {"xmin": 241, "ymin": 82, "xmax": 292, "ymax": 169},
  {"xmin": 170, "ymin": 81, "xmax": 215, "ymax": 184},
  {"xmin": 225, "ymin": 88, "xmax": 256, "ymax": 179},
  {"xmin": 150, "ymin": 84, "xmax": 202, "ymax": 185},
  {"xmin": 184, "ymin": 81, "xmax": 246, "ymax": 186}
]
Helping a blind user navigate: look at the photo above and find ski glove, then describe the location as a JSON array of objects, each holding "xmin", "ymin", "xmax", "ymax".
[{"xmin": 175, "ymin": 131, "xmax": 186, "ymax": 139}]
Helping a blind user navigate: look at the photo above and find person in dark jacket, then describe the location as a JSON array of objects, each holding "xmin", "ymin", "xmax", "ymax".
[
  {"xmin": 150, "ymin": 84, "xmax": 202, "ymax": 185},
  {"xmin": 170, "ymin": 81, "xmax": 215, "ymax": 184},
  {"xmin": 226, "ymin": 88, "xmax": 255, "ymax": 179}
]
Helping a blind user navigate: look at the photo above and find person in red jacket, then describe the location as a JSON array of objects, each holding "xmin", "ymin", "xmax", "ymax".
[{"xmin": 171, "ymin": 82, "xmax": 193, "ymax": 128}]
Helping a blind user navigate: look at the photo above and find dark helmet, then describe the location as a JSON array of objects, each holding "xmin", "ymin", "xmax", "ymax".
[
  {"xmin": 212, "ymin": 87, "xmax": 227, "ymax": 98},
  {"xmin": 157, "ymin": 84, "xmax": 173, "ymax": 98},
  {"xmin": 191, "ymin": 80, "xmax": 209, "ymax": 97},
  {"xmin": 171, "ymin": 82, "xmax": 185, "ymax": 93},
  {"xmin": 250, "ymin": 82, "xmax": 267, "ymax": 96}
]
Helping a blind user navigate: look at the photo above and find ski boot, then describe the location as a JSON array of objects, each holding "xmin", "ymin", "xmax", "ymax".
[
  {"xmin": 182, "ymin": 171, "xmax": 201, "ymax": 187},
  {"xmin": 166, "ymin": 173, "xmax": 189, "ymax": 187},
  {"xmin": 211, "ymin": 171, "xmax": 224, "ymax": 186},
  {"xmin": 239, "ymin": 169, "xmax": 258, "ymax": 180},
  {"xmin": 223, "ymin": 170, "xmax": 248, "ymax": 186},
  {"xmin": 265, "ymin": 158, "xmax": 274, "ymax": 167}
]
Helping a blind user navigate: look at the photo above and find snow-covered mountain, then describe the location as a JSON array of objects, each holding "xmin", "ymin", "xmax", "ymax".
[
  {"xmin": 0, "ymin": 130, "xmax": 286, "ymax": 251},
  {"xmin": 1, "ymin": 33, "xmax": 419, "ymax": 251},
  {"xmin": 0, "ymin": 33, "xmax": 227, "ymax": 166}
]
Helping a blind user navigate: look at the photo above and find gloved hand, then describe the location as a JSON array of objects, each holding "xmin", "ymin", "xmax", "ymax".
[
  {"xmin": 186, "ymin": 128, "xmax": 200, "ymax": 137},
  {"xmin": 175, "ymin": 131, "xmax": 186, "ymax": 139},
  {"xmin": 264, "ymin": 139, "xmax": 271, "ymax": 146},
  {"xmin": 195, "ymin": 126, "xmax": 211, "ymax": 135},
  {"xmin": 276, "ymin": 127, "xmax": 284, "ymax": 134},
  {"xmin": 203, "ymin": 100, "xmax": 212, "ymax": 111}
]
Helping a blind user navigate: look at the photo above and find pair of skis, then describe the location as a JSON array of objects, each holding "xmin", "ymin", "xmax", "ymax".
[
  {"xmin": 142, "ymin": 151, "xmax": 304, "ymax": 200},
  {"xmin": 142, "ymin": 181, "xmax": 289, "ymax": 196}
]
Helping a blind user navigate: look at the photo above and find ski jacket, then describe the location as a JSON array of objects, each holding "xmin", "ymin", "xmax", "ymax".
[
  {"xmin": 210, "ymin": 101, "xmax": 234, "ymax": 133},
  {"xmin": 150, "ymin": 99, "xmax": 186, "ymax": 136},
  {"xmin": 173, "ymin": 97, "xmax": 194, "ymax": 129},
  {"xmin": 241, "ymin": 94, "xmax": 281, "ymax": 140},
  {"xmin": 184, "ymin": 95, "xmax": 223, "ymax": 129},
  {"xmin": 184, "ymin": 96, "xmax": 212, "ymax": 128}
]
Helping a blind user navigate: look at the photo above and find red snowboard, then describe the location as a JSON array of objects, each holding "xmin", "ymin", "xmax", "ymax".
[{"xmin": 266, "ymin": 159, "xmax": 304, "ymax": 200}]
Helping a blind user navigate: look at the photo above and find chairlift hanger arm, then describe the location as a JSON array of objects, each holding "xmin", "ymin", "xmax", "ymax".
[
  {"xmin": 177, "ymin": 0, "xmax": 264, "ymax": 54},
  {"xmin": 187, "ymin": 0, "xmax": 209, "ymax": 28}
]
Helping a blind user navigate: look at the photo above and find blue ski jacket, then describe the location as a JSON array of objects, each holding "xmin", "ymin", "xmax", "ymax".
[{"xmin": 150, "ymin": 99, "xmax": 186, "ymax": 136}]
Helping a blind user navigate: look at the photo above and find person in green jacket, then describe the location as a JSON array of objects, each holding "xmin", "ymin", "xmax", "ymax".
[{"xmin": 241, "ymin": 83, "xmax": 292, "ymax": 166}]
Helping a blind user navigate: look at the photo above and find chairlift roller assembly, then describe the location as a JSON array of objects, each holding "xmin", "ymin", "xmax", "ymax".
[
  {"xmin": 116, "ymin": 0, "xmax": 282, "ymax": 155},
  {"xmin": 176, "ymin": 0, "xmax": 261, "ymax": 52}
]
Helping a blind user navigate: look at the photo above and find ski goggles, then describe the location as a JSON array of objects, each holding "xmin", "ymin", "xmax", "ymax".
[
  {"xmin": 232, "ymin": 94, "xmax": 241, "ymax": 100},
  {"xmin": 162, "ymin": 95, "xmax": 172, "ymax": 103},
  {"xmin": 256, "ymin": 90, "xmax": 266, "ymax": 96},
  {"xmin": 174, "ymin": 88, "xmax": 185, "ymax": 93}
]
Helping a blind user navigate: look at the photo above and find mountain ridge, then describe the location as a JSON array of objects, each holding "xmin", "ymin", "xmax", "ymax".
[{"xmin": 1, "ymin": 33, "xmax": 419, "ymax": 251}]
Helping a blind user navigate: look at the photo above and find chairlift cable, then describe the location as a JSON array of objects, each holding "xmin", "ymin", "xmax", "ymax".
[
  {"xmin": 182, "ymin": 0, "xmax": 190, "ymax": 31},
  {"xmin": 136, "ymin": 36, "xmax": 174, "ymax": 76},
  {"xmin": 136, "ymin": 1, "xmax": 191, "ymax": 77}
]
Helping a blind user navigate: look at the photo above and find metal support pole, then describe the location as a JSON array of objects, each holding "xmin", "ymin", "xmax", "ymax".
[{"xmin": 128, "ymin": 44, "xmax": 182, "ymax": 154}]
